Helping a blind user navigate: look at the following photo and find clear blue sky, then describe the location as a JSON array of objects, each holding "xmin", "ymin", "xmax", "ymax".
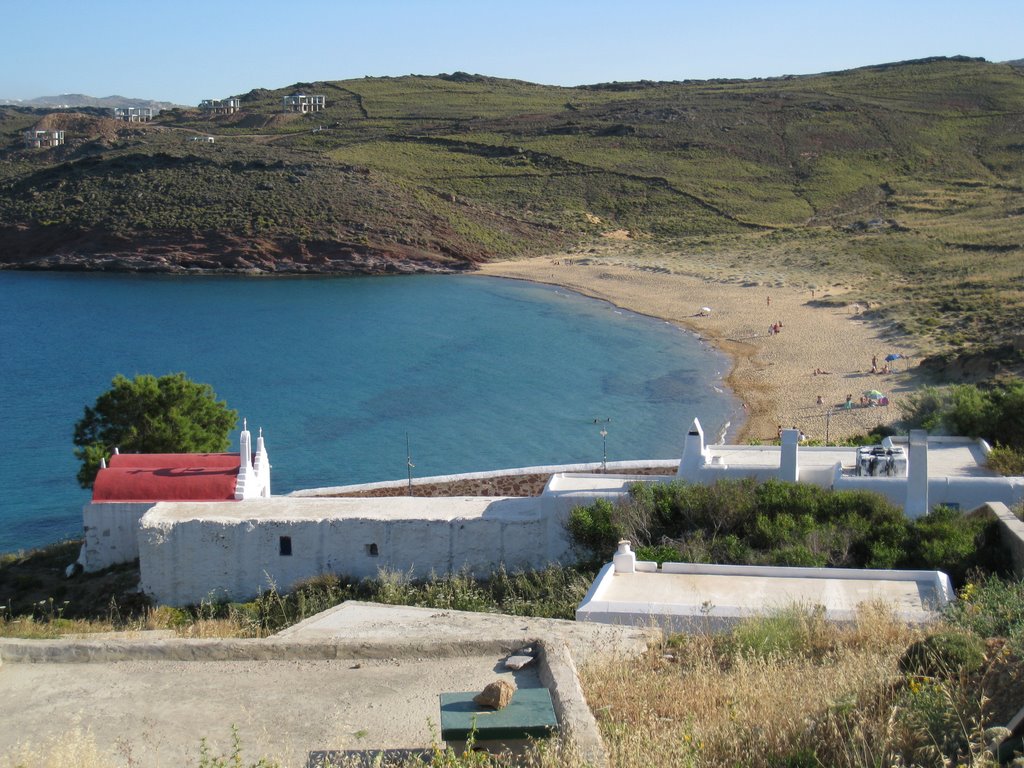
[{"xmin": 4, "ymin": 0, "xmax": 1022, "ymax": 104}]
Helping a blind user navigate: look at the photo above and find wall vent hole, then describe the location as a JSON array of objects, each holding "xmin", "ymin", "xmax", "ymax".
[
  {"xmin": 366, "ymin": 543, "xmax": 379, "ymax": 557},
  {"xmin": 279, "ymin": 536, "xmax": 292, "ymax": 556}
]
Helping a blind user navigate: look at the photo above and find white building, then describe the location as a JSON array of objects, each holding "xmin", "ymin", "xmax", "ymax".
[
  {"xmin": 112, "ymin": 106, "xmax": 157, "ymax": 122},
  {"xmin": 282, "ymin": 93, "xmax": 325, "ymax": 113},
  {"xmin": 75, "ymin": 422, "xmax": 269, "ymax": 573},
  {"xmin": 676, "ymin": 419, "xmax": 1024, "ymax": 516},
  {"xmin": 23, "ymin": 129, "xmax": 64, "ymax": 148},
  {"xmin": 90, "ymin": 417, "xmax": 1024, "ymax": 606},
  {"xmin": 199, "ymin": 97, "xmax": 240, "ymax": 115}
]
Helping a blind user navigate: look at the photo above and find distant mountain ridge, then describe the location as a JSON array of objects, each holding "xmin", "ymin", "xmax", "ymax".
[{"xmin": 0, "ymin": 93, "xmax": 183, "ymax": 110}]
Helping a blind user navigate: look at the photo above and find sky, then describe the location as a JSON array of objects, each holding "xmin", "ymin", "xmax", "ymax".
[{"xmin": 4, "ymin": 0, "xmax": 1023, "ymax": 104}]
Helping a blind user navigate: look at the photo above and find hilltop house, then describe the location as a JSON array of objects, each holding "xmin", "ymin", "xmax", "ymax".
[
  {"xmin": 23, "ymin": 129, "xmax": 64, "ymax": 148},
  {"xmin": 199, "ymin": 97, "xmax": 240, "ymax": 115},
  {"xmin": 112, "ymin": 106, "xmax": 157, "ymax": 122},
  {"xmin": 75, "ymin": 421, "xmax": 270, "ymax": 573},
  {"xmin": 282, "ymin": 93, "xmax": 325, "ymax": 113}
]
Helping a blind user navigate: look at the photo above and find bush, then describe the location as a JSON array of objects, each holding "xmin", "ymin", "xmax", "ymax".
[
  {"xmin": 987, "ymin": 445, "xmax": 1024, "ymax": 475},
  {"xmin": 898, "ymin": 631, "xmax": 986, "ymax": 678},
  {"xmin": 567, "ymin": 497, "xmax": 623, "ymax": 556},
  {"xmin": 945, "ymin": 576, "xmax": 1024, "ymax": 646},
  {"xmin": 635, "ymin": 544, "xmax": 681, "ymax": 564},
  {"xmin": 565, "ymin": 479, "xmax": 1009, "ymax": 583},
  {"xmin": 903, "ymin": 506, "xmax": 1009, "ymax": 584},
  {"xmin": 901, "ymin": 380, "xmax": 1024, "ymax": 466}
]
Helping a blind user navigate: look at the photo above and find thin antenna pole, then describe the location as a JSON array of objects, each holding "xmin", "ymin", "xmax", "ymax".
[{"xmin": 406, "ymin": 432, "xmax": 415, "ymax": 496}]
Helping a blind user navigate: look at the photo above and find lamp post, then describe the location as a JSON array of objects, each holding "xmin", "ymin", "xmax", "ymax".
[
  {"xmin": 600, "ymin": 427, "xmax": 608, "ymax": 472},
  {"xmin": 825, "ymin": 409, "xmax": 833, "ymax": 446}
]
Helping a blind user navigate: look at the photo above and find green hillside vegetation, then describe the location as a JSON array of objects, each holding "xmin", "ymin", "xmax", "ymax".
[{"xmin": 2, "ymin": 57, "xmax": 1023, "ymax": 363}]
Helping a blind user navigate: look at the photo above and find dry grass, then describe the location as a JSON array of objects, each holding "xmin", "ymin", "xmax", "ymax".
[
  {"xmin": 0, "ymin": 726, "xmax": 116, "ymax": 768},
  {"xmin": 578, "ymin": 605, "xmax": 1006, "ymax": 767},
  {"xmin": 0, "ymin": 605, "xmax": 258, "ymax": 640}
]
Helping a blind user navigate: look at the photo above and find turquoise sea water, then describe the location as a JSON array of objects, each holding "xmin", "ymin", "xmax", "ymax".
[{"xmin": 0, "ymin": 271, "xmax": 740, "ymax": 553}]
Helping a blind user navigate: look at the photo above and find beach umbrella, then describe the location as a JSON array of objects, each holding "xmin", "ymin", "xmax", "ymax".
[
  {"xmin": 864, "ymin": 390, "xmax": 884, "ymax": 400},
  {"xmin": 701, "ymin": 306, "xmax": 712, "ymax": 315},
  {"xmin": 884, "ymin": 353, "xmax": 902, "ymax": 362}
]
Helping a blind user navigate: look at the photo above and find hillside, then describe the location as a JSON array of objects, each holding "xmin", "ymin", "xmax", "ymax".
[{"xmin": 2, "ymin": 56, "xmax": 1023, "ymax": 362}]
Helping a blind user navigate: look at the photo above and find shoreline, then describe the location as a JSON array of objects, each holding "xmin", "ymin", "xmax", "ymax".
[{"xmin": 477, "ymin": 255, "xmax": 921, "ymax": 443}]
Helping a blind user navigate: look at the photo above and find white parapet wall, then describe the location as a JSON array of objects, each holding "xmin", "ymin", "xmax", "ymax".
[
  {"xmin": 985, "ymin": 502, "xmax": 1024, "ymax": 578},
  {"xmin": 576, "ymin": 543, "xmax": 955, "ymax": 633},
  {"xmin": 138, "ymin": 496, "xmax": 569, "ymax": 605},
  {"xmin": 291, "ymin": 459, "xmax": 679, "ymax": 497}
]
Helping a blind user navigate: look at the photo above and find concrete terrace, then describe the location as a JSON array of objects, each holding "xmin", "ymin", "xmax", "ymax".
[{"xmin": 0, "ymin": 603, "xmax": 656, "ymax": 768}]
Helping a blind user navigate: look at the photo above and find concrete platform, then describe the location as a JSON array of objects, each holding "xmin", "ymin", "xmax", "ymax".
[
  {"xmin": 0, "ymin": 602, "xmax": 657, "ymax": 767},
  {"xmin": 576, "ymin": 555, "xmax": 954, "ymax": 632}
]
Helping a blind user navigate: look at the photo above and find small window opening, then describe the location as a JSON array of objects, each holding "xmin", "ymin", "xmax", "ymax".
[
  {"xmin": 365, "ymin": 543, "xmax": 379, "ymax": 557},
  {"xmin": 279, "ymin": 536, "xmax": 292, "ymax": 556}
]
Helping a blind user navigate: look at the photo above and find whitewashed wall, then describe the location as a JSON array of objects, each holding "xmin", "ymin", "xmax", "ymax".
[
  {"xmin": 138, "ymin": 497, "xmax": 572, "ymax": 606},
  {"xmin": 80, "ymin": 502, "xmax": 154, "ymax": 571}
]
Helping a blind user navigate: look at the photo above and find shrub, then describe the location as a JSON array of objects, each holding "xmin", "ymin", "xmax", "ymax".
[
  {"xmin": 767, "ymin": 544, "xmax": 827, "ymax": 567},
  {"xmin": 634, "ymin": 543, "xmax": 680, "ymax": 564},
  {"xmin": 565, "ymin": 478, "xmax": 1009, "ymax": 583},
  {"xmin": 987, "ymin": 445, "xmax": 1024, "ymax": 475},
  {"xmin": 903, "ymin": 506, "xmax": 1009, "ymax": 584},
  {"xmin": 945, "ymin": 576, "xmax": 1024, "ymax": 646},
  {"xmin": 755, "ymin": 479, "xmax": 823, "ymax": 522},
  {"xmin": 567, "ymin": 498, "xmax": 623, "ymax": 556},
  {"xmin": 901, "ymin": 380, "xmax": 1024, "ymax": 461},
  {"xmin": 898, "ymin": 631, "xmax": 987, "ymax": 678}
]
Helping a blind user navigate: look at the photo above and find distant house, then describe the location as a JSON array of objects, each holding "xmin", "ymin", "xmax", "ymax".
[
  {"xmin": 112, "ymin": 106, "xmax": 157, "ymax": 122},
  {"xmin": 282, "ymin": 93, "xmax": 325, "ymax": 113},
  {"xmin": 23, "ymin": 129, "xmax": 64, "ymax": 148},
  {"xmin": 199, "ymin": 97, "xmax": 240, "ymax": 115}
]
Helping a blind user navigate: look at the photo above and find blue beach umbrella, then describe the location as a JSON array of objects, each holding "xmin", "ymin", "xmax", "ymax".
[{"xmin": 885, "ymin": 353, "xmax": 902, "ymax": 362}]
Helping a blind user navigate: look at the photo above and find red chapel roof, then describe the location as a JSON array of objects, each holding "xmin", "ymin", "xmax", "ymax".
[{"xmin": 92, "ymin": 453, "xmax": 241, "ymax": 503}]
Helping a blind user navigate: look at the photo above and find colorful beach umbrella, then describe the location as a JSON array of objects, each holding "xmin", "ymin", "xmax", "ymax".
[{"xmin": 864, "ymin": 390, "xmax": 884, "ymax": 399}]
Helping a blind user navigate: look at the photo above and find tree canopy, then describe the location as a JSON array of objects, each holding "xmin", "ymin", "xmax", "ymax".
[{"xmin": 73, "ymin": 372, "xmax": 238, "ymax": 489}]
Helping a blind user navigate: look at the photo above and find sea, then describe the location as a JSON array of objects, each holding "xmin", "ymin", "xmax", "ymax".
[{"xmin": 0, "ymin": 271, "xmax": 741, "ymax": 553}]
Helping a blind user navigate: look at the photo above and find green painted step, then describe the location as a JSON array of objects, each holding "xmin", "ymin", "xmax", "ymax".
[{"xmin": 439, "ymin": 688, "xmax": 559, "ymax": 741}]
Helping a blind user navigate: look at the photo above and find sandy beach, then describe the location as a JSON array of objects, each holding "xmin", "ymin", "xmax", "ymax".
[{"xmin": 478, "ymin": 254, "xmax": 923, "ymax": 443}]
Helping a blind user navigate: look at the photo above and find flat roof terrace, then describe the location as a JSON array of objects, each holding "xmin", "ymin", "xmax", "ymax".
[
  {"xmin": 145, "ymin": 495, "xmax": 540, "ymax": 523},
  {"xmin": 925, "ymin": 442, "xmax": 998, "ymax": 478},
  {"xmin": 577, "ymin": 553, "xmax": 954, "ymax": 632}
]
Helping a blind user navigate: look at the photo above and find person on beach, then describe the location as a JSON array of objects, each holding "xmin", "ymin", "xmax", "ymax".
[
  {"xmin": 816, "ymin": 395, "xmax": 824, "ymax": 405},
  {"xmin": 767, "ymin": 296, "xmax": 771, "ymax": 307},
  {"xmin": 871, "ymin": 355, "xmax": 878, "ymax": 373},
  {"xmin": 845, "ymin": 394, "xmax": 853, "ymax": 409}
]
